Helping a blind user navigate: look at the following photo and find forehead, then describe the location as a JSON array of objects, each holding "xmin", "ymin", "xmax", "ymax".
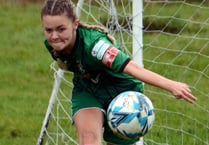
[{"xmin": 42, "ymin": 14, "xmax": 72, "ymax": 28}]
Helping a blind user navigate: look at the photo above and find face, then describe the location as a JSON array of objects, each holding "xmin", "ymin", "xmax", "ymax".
[{"xmin": 42, "ymin": 14, "xmax": 79, "ymax": 52}]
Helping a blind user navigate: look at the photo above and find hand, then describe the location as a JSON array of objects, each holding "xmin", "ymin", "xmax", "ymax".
[{"xmin": 170, "ymin": 81, "xmax": 197, "ymax": 104}]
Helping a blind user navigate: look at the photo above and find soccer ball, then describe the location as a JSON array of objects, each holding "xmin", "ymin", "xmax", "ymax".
[{"xmin": 107, "ymin": 91, "xmax": 155, "ymax": 140}]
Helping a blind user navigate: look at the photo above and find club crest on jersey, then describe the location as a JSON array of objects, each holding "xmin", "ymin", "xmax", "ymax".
[
  {"xmin": 102, "ymin": 46, "xmax": 120, "ymax": 68},
  {"xmin": 91, "ymin": 40, "xmax": 110, "ymax": 60}
]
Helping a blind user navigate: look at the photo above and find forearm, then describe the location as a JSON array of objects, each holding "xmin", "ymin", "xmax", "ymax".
[
  {"xmin": 123, "ymin": 60, "xmax": 197, "ymax": 103},
  {"xmin": 123, "ymin": 60, "xmax": 175, "ymax": 92}
]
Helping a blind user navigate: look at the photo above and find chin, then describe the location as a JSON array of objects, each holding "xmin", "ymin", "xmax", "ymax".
[{"xmin": 53, "ymin": 46, "xmax": 65, "ymax": 52}]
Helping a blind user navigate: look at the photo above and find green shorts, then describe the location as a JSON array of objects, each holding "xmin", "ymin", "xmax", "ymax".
[{"xmin": 71, "ymin": 91, "xmax": 139, "ymax": 145}]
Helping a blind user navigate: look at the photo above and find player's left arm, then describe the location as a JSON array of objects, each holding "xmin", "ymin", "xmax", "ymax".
[{"xmin": 123, "ymin": 60, "xmax": 197, "ymax": 104}]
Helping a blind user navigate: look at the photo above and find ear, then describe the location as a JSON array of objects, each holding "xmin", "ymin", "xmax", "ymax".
[{"xmin": 73, "ymin": 19, "xmax": 79, "ymax": 30}]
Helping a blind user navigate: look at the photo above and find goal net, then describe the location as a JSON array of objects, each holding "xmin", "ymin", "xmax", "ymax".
[{"xmin": 37, "ymin": 0, "xmax": 209, "ymax": 145}]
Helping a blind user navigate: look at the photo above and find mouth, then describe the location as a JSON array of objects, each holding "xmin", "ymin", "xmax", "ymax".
[
  {"xmin": 51, "ymin": 40, "xmax": 63, "ymax": 44},
  {"xmin": 51, "ymin": 41, "xmax": 64, "ymax": 51}
]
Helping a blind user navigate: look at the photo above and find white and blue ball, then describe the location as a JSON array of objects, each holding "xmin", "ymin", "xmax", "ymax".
[{"xmin": 107, "ymin": 91, "xmax": 155, "ymax": 140}]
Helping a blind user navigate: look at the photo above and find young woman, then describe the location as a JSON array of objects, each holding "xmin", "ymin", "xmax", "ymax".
[{"xmin": 41, "ymin": 0, "xmax": 197, "ymax": 145}]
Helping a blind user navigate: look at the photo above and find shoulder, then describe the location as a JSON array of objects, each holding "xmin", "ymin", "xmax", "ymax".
[
  {"xmin": 78, "ymin": 27, "xmax": 106, "ymax": 40},
  {"xmin": 77, "ymin": 26, "xmax": 111, "ymax": 53}
]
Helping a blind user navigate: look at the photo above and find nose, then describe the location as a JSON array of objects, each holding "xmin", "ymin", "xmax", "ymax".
[{"xmin": 51, "ymin": 31, "xmax": 58, "ymax": 40}]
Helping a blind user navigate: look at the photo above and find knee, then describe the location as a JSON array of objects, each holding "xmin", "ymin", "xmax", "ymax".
[
  {"xmin": 79, "ymin": 131, "xmax": 102, "ymax": 145},
  {"xmin": 81, "ymin": 131, "xmax": 97, "ymax": 140}
]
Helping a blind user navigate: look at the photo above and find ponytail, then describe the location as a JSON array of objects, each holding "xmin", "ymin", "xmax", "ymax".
[{"xmin": 79, "ymin": 22, "xmax": 116, "ymax": 44}]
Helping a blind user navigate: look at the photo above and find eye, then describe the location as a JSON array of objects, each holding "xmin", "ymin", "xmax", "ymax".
[
  {"xmin": 45, "ymin": 28, "xmax": 52, "ymax": 33},
  {"xmin": 57, "ymin": 27, "xmax": 66, "ymax": 33}
]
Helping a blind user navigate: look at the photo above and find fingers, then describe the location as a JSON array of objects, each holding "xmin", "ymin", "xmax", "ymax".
[
  {"xmin": 175, "ymin": 86, "xmax": 197, "ymax": 104},
  {"xmin": 182, "ymin": 89, "xmax": 197, "ymax": 104}
]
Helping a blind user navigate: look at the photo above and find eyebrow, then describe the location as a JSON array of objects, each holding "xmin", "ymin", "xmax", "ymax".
[{"xmin": 45, "ymin": 25, "xmax": 65, "ymax": 30}]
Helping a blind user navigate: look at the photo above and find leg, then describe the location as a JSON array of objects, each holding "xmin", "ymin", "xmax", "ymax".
[{"xmin": 74, "ymin": 108, "xmax": 104, "ymax": 145}]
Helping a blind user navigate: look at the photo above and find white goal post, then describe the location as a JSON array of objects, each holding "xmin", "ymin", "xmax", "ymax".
[{"xmin": 37, "ymin": 0, "xmax": 209, "ymax": 145}]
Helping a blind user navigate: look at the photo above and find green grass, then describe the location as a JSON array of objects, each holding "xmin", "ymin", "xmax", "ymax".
[
  {"xmin": 0, "ymin": 1, "xmax": 208, "ymax": 145},
  {"xmin": 0, "ymin": 3, "xmax": 53, "ymax": 145}
]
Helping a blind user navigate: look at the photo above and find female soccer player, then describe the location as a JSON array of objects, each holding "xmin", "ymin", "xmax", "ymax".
[{"xmin": 41, "ymin": 0, "xmax": 197, "ymax": 145}]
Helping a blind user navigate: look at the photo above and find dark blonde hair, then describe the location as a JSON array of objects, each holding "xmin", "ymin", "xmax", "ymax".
[
  {"xmin": 41, "ymin": 0, "xmax": 116, "ymax": 44},
  {"xmin": 41, "ymin": 0, "xmax": 77, "ymax": 21}
]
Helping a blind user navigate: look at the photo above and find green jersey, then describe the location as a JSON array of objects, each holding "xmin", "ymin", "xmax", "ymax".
[{"xmin": 45, "ymin": 26, "xmax": 143, "ymax": 106}]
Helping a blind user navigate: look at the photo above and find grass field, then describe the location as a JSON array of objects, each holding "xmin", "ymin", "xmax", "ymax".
[
  {"xmin": 0, "ymin": 1, "xmax": 208, "ymax": 145},
  {"xmin": 0, "ymin": 2, "xmax": 53, "ymax": 145}
]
